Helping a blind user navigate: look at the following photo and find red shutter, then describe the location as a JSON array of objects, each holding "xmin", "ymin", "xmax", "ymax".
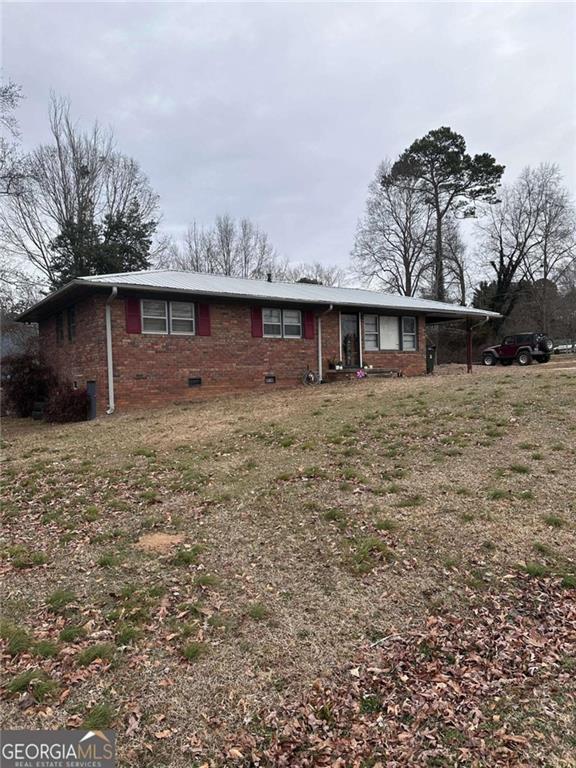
[
  {"xmin": 125, "ymin": 298, "xmax": 141, "ymax": 333},
  {"xmin": 251, "ymin": 307, "xmax": 263, "ymax": 337},
  {"xmin": 196, "ymin": 303, "xmax": 211, "ymax": 336},
  {"xmin": 303, "ymin": 310, "xmax": 315, "ymax": 339}
]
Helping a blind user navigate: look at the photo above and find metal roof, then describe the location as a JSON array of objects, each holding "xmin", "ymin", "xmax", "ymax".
[{"xmin": 19, "ymin": 269, "xmax": 501, "ymax": 322}]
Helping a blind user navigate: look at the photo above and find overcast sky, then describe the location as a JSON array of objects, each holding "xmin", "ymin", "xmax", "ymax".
[{"xmin": 2, "ymin": 1, "xmax": 575, "ymax": 269}]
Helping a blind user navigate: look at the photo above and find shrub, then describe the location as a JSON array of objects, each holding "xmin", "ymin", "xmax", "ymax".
[
  {"xmin": 44, "ymin": 385, "xmax": 90, "ymax": 423},
  {"xmin": 2, "ymin": 352, "xmax": 56, "ymax": 417}
]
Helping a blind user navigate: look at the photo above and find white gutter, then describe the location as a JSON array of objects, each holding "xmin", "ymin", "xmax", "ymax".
[
  {"xmin": 105, "ymin": 287, "xmax": 118, "ymax": 414},
  {"xmin": 317, "ymin": 304, "xmax": 334, "ymax": 382}
]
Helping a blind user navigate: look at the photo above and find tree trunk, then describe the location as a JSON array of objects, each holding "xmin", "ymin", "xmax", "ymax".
[{"xmin": 434, "ymin": 208, "xmax": 445, "ymax": 302}]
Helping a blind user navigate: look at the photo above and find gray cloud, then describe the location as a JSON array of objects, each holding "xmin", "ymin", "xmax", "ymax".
[{"xmin": 3, "ymin": 1, "xmax": 575, "ymax": 267}]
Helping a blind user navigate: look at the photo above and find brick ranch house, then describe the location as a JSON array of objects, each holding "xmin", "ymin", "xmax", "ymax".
[{"xmin": 18, "ymin": 270, "xmax": 500, "ymax": 417}]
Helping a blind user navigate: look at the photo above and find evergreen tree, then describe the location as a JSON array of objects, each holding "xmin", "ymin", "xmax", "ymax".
[{"xmin": 389, "ymin": 127, "xmax": 504, "ymax": 301}]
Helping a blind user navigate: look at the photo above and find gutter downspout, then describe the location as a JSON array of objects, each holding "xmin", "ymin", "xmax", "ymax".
[
  {"xmin": 317, "ymin": 304, "xmax": 334, "ymax": 382},
  {"xmin": 358, "ymin": 312, "xmax": 363, "ymax": 369},
  {"xmin": 105, "ymin": 287, "xmax": 118, "ymax": 414}
]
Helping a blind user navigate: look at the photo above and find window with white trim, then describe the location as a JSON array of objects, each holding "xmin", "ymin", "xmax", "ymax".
[
  {"xmin": 402, "ymin": 316, "xmax": 417, "ymax": 350},
  {"xmin": 263, "ymin": 308, "xmax": 302, "ymax": 338},
  {"xmin": 379, "ymin": 316, "xmax": 400, "ymax": 350},
  {"xmin": 263, "ymin": 308, "xmax": 282, "ymax": 337},
  {"xmin": 364, "ymin": 314, "xmax": 379, "ymax": 351},
  {"xmin": 283, "ymin": 309, "xmax": 302, "ymax": 338},
  {"xmin": 142, "ymin": 300, "xmax": 168, "ymax": 334},
  {"xmin": 170, "ymin": 301, "xmax": 195, "ymax": 335}
]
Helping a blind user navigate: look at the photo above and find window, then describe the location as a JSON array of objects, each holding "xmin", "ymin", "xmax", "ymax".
[
  {"xmin": 56, "ymin": 313, "xmax": 64, "ymax": 344},
  {"xmin": 402, "ymin": 316, "xmax": 417, "ymax": 350},
  {"xmin": 67, "ymin": 306, "xmax": 76, "ymax": 341},
  {"xmin": 170, "ymin": 301, "xmax": 195, "ymax": 335},
  {"xmin": 142, "ymin": 300, "xmax": 168, "ymax": 334},
  {"xmin": 364, "ymin": 315, "xmax": 379, "ymax": 351},
  {"xmin": 283, "ymin": 309, "xmax": 302, "ymax": 338},
  {"xmin": 379, "ymin": 316, "xmax": 400, "ymax": 350},
  {"xmin": 263, "ymin": 308, "xmax": 302, "ymax": 338},
  {"xmin": 263, "ymin": 308, "xmax": 282, "ymax": 337}
]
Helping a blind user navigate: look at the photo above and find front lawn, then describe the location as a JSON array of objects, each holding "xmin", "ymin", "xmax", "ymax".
[{"xmin": 1, "ymin": 365, "xmax": 575, "ymax": 766}]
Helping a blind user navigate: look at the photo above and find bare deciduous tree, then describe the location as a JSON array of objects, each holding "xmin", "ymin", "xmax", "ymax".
[
  {"xmin": 443, "ymin": 217, "xmax": 469, "ymax": 305},
  {"xmin": 161, "ymin": 215, "xmax": 279, "ymax": 279},
  {"xmin": 521, "ymin": 165, "xmax": 576, "ymax": 330},
  {"xmin": 0, "ymin": 79, "xmax": 24, "ymax": 196},
  {"xmin": 352, "ymin": 162, "xmax": 433, "ymax": 296},
  {"xmin": 1, "ymin": 95, "xmax": 159, "ymax": 288},
  {"xmin": 0, "ymin": 260, "xmax": 44, "ymax": 317},
  {"xmin": 159, "ymin": 216, "xmax": 346, "ymax": 286},
  {"xmin": 477, "ymin": 164, "xmax": 576, "ymax": 327},
  {"xmin": 281, "ymin": 261, "xmax": 347, "ymax": 287}
]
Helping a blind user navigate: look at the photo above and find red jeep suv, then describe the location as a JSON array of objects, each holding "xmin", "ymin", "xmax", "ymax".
[{"xmin": 482, "ymin": 333, "xmax": 554, "ymax": 367}]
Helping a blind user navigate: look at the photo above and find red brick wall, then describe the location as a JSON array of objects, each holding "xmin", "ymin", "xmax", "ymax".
[
  {"xmin": 360, "ymin": 314, "xmax": 427, "ymax": 376},
  {"xmin": 38, "ymin": 295, "xmax": 108, "ymax": 413},
  {"xmin": 39, "ymin": 295, "xmax": 428, "ymax": 415},
  {"xmin": 109, "ymin": 299, "xmax": 318, "ymax": 412}
]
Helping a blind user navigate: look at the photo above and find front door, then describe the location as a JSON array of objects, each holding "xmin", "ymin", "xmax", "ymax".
[{"xmin": 341, "ymin": 314, "xmax": 360, "ymax": 368}]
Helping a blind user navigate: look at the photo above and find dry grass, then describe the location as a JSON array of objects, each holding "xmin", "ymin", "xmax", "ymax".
[{"xmin": 1, "ymin": 362, "xmax": 575, "ymax": 765}]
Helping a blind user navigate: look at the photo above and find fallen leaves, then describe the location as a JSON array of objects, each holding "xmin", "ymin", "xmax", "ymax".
[{"xmin": 223, "ymin": 576, "xmax": 576, "ymax": 767}]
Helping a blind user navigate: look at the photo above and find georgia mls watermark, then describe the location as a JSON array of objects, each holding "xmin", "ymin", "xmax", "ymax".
[{"xmin": 0, "ymin": 730, "xmax": 115, "ymax": 768}]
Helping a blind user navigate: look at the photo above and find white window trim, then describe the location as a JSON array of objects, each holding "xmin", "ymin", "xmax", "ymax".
[
  {"xmin": 263, "ymin": 308, "xmax": 282, "ymax": 338},
  {"xmin": 263, "ymin": 308, "xmax": 302, "ymax": 339},
  {"xmin": 170, "ymin": 301, "xmax": 196, "ymax": 336},
  {"xmin": 282, "ymin": 309, "xmax": 302, "ymax": 339},
  {"xmin": 401, "ymin": 316, "xmax": 418, "ymax": 351},
  {"xmin": 363, "ymin": 313, "xmax": 379, "ymax": 352},
  {"xmin": 361, "ymin": 315, "xmax": 420, "ymax": 352},
  {"xmin": 141, "ymin": 299, "xmax": 168, "ymax": 335}
]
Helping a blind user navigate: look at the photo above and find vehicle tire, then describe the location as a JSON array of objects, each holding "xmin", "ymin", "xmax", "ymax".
[
  {"xmin": 501, "ymin": 359, "xmax": 513, "ymax": 366},
  {"xmin": 482, "ymin": 352, "xmax": 497, "ymax": 366},
  {"xmin": 517, "ymin": 350, "xmax": 532, "ymax": 366},
  {"xmin": 536, "ymin": 354, "xmax": 551, "ymax": 364},
  {"xmin": 538, "ymin": 336, "xmax": 554, "ymax": 353}
]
